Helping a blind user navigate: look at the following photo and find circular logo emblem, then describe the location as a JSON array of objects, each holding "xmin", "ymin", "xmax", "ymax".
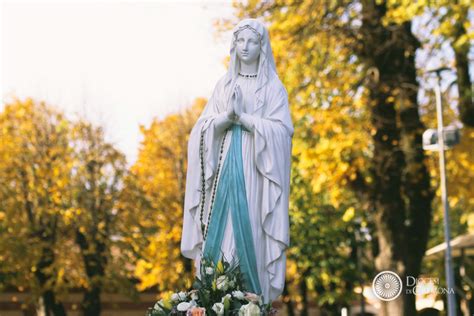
[{"xmin": 372, "ymin": 271, "xmax": 403, "ymax": 301}]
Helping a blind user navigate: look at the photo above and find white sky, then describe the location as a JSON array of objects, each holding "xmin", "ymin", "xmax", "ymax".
[{"xmin": 1, "ymin": 0, "xmax": 234, "ymax": 164}]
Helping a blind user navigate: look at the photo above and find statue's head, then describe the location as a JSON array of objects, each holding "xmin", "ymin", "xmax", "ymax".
[
  {"xmin": 223, "ymin": 19, "xmax": 278, "ymax": 112},
  {"xmin": 230, "ymin": 19, "xmax": 274, "ymax": 76},
  {"xmin": 234, "ymin": 26, "xmax": 261, "ymax": 66}
]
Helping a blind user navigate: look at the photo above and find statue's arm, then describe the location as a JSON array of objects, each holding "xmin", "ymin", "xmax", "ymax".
[
  {"xmin": 237, "ymin": 112, "xmax": 290, "ymax": 137},
  {"xmin": 236, "ymin": 106, "xmax": 292, "ymax": 136},
  {"xmin": 236, "ymin": 84, "xmax": 293, "ymax": 136},
  {"xmin": 237, "ymin": 112, "xmax": 256, "ymax": 133},
  {"xmin": 213, "ymin": 110, "xmax": 234, "ymax": 135}
]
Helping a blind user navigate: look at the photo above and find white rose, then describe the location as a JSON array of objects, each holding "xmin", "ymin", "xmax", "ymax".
[
  {"xmin": 232, "ymin": 290, "xmax": 245, "ymax": 300},
  {"xmin": 238, "ymin": 304, "xmax": 247, "ymax": 316},
  {"xmin": 177, "ymin": 302, "xmax": 192, "ymax": 312},
  {"xmin": 171, "ymin": 293, "xmax": 180, "ymax": 302},
  {"xmin": 247, "ymin": 303, "xmax": 261, "ymax": 316},
  {"xmin": 221, "ymin": 294, "xmax": 231, "ymax": 303},
  {"xmin": 178, "ymin": 291, "xmax": 187, "ymax": 301},
  {"xmin": 191, "ymin": 291, "xmax": 199, "ymax": 301},
  {"xmin": 205, "ymin": 267, "xmax": 214, "ymax": 275},
  {"xmin": 154, "ymin": 299, "xmax": 164, "ymax": 311},
  {"xmin": 216, "ymin": 275, "xmax": 228, "ymax": 291},
  {"xmin": 239, "ymin": 303, "xmax": 260, "ymax": 316},
  {"xmin": 212, "ymin": 302, "xmax": 225, "ymax": 316}
]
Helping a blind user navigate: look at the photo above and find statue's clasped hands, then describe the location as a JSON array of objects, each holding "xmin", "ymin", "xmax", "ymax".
[
  {"xmin": 215, "ymin": 84, "xmax": 253, "ymax": 134},
  {"xmin": 227, "ymin": 84, "xmax": 244, "ymax": 122}
]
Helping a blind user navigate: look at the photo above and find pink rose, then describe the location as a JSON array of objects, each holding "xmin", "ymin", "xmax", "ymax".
[
  {"xmin": 187, "ymin": 307, "xmax": 206, "ymax": 316},
  {"xmin": 244, "ymin": 292, "xmax": 261, "ymax": 304}
]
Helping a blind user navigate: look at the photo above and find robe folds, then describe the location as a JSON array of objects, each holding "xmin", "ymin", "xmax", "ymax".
[{"xmin": 181, "ymin": 73, "xmax": 293, "ymax": 303}]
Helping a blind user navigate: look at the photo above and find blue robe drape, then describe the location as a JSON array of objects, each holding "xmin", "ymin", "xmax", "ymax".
[{"xmin": 202, "ymin": 124, "xmax": 262, "ymax": 295}]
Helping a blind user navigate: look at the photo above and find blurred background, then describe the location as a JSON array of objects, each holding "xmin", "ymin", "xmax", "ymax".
[{"xmin": 1, "ymin": 0, "xmax": 473, "ymax": 315}]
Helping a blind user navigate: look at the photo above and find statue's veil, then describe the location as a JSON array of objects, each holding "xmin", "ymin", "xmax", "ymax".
[{"xmin": 223, "ymin": 18, "xmax": 278, "ymax": 114}]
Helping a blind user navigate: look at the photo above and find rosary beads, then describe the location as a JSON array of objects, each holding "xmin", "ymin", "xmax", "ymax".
[{"xmin": 199, "ymin": 126, "xmax": 228, "ymax": 242}]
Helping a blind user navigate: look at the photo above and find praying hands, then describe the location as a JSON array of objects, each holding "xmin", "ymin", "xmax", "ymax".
[{"xmin": 215, "ymin": 84, "xmax": 254, "ymax": 134}]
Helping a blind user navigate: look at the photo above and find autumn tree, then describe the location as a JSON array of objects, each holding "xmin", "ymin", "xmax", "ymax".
[
  {"xmin": 223, "ymin": 1, "xmax": 471, "ymax": 314},
  {"xmin": 68, "ymin": 119, "xmax": 131, "ymax": 316},
  {"xmin": 0, "ymin": 98, "xmax": 70, "ymax": 316},
  {"xmin": 131, "ymin": 99, "xmax": 205, "ymax": 292},
  {"xmin": 0, "ymin": 98, "xmax": 147, "ymax": 315},
  {"xmin": 385, "ymin": 0, "xmax": 474, "ymax": 127}
]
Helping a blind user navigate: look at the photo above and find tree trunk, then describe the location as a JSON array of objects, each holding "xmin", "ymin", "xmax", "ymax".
[
  {"xmin": 299, "ymin": 275, "xmax": 308, "ymax": 316},
  {"xmin": 357, "ymin": 1, "xmax": 434, "ymax": 315},
  {"xmin": 35, "ymin": 287, "xmax": 67, "ymax": 316},
  {"xmin": 21, "ymin": 171, "xmax": 66, "ymax": 316},
  {"xmin": 82, "ymin": 286, "xmax": 102, "ymax": 316},
  {"xmin": 35, "ymin": 245, "xmax": 67, "ymax": 316},
  {"xmin": 283, "ymin": 281, "xmax": 295, "ymax": 316},
  {"xmin": 76, "ymin": 230, "xmax": 106, "ymax": 316},
  {"xmin": 451, "ymin": 2, "xmax": 474, "ymax": 127}
]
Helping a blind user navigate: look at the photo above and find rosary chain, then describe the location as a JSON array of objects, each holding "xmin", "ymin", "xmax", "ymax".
[{"xmin": 199, "ymin": 125, "xmax": 228, "ymax": 243}]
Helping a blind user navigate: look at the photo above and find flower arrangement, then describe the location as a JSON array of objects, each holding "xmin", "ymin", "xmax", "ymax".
[{"xmin": 146, "ymin": 255, "xmax": 277, "ymax": 316}]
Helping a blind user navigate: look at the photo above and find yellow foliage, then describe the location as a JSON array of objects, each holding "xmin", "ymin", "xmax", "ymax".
[
  {"xmin": 342, "ymin": 207, "xmax": 355, "ymax": 223},
  {"xmin": 130, "ymin": 98, "xmax": 205, "ymax": 291},
  {"xmin": 0, "ymin": 97, "xmax": 84, "ymax": 293}
]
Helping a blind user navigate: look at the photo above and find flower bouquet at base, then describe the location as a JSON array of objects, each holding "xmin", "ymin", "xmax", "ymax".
[{"xmin": 146, "ymin": 254, "xmax": 277, "ymax": 316}]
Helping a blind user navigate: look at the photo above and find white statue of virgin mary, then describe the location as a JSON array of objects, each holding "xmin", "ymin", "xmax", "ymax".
[{"xmin": 180, "ymin": 18, "xmax": 293, "ymax": 304}]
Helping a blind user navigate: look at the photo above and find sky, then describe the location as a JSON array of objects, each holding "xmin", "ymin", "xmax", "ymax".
[{"xmin": 1, "ymin": 0, "xmax": 234, "ymax": 164}]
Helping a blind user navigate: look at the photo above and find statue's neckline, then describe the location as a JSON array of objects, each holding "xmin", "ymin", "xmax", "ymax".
[{"xmin": 238, "ymin": 72, "xmax": 257, "ymax": 78}]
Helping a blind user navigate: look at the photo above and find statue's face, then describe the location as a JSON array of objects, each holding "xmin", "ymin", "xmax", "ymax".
[{"xmin": 235, "ymin": 28, "xmax": 261, "ymax": 65}]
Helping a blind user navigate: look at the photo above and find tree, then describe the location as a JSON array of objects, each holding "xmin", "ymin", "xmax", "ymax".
[
  {"xmin": 0, "ymin": 98, "xmax": 147, "ymax": 315},
  {"xmin": 0, "ymin": 98, "xmax": 70, "ymax": 316},
  {"xmin": 288, "ymin": 166, "xmax": 366, "ymax": 315},
  {"xmin": 228, "ymin": 1, "xmax": 443, "ymax": 314},
  {"xmin": 131, "ymin": 99, "xmax": 205, "ymax": 292},
  {"xmin": 356, "ymin": 2, "xmax": 434, "ymax": 314},
  {"xmin": 68, "ymin": 119, "xmax": 130, "ymax": 316},
  {"xmin": 384, "ymin": 0, "xmax": 474, "ymax": 127}
]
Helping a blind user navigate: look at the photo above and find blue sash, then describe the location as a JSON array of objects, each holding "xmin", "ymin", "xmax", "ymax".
[{"xmin": 202, "ymin": 124, "xmax": 262, "ymax": 295}]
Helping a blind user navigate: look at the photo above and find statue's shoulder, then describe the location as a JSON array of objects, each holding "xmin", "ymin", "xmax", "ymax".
[
  {"xmin": 214, "ymin": 74, "xmax": 228, "ymax": 91},
  {"xmin": 208, "ymin": 74, "xmax": 228, "ymax": 101}
]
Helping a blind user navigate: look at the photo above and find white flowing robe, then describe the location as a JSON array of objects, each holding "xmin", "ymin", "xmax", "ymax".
[{"xmin": 181, "ymin": 73, "xmax": 293, "ymax": 303}]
